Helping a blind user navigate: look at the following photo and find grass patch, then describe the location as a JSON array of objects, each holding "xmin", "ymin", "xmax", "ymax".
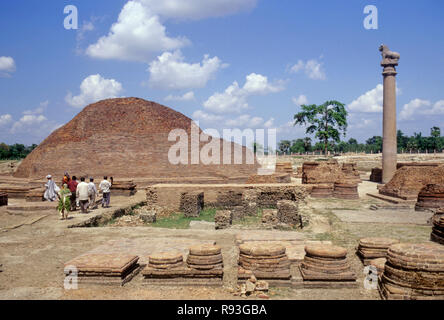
[
  {"xmin": 151, "ymin": 208, "xmax": 217, "ymax": 229},
  {"xmin": 233, "ymin": 210, "xmax": 263, "ymax": 227}
]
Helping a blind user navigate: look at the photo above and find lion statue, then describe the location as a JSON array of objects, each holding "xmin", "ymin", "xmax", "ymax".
[{"xmin": 379, "ymin": 44, "xmax": 400, "ymax": 64}]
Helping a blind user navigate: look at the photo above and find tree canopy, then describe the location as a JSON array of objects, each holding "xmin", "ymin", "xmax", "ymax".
[{"xmin": 294, "ymin": 100, "xmax": 348, "ymax": 155}]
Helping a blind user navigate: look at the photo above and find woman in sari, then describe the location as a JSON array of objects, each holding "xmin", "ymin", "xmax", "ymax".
[{"xmin": 57, "ymin": 183, "xmax": 71, "ymax": 220}]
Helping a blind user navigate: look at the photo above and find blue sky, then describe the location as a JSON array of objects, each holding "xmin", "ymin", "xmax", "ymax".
[{"xmin": 1, "ymin": 0, "xmax": 443, "ymax": 145}]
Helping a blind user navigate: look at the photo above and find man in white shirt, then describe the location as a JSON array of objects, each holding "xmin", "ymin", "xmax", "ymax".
[
  {"xmin": 99, "ymin": 176, "xmax": 112, "ymax": 208},
  {"xmin": 76, "ymin": 177, "xmax": 89, "ymax": 213},
  {"xmin": 88, "ymin": 178, "xmax": 98, "ymax": 210}
]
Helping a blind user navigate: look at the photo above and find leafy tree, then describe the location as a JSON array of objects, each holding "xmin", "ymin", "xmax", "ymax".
[
  {"xmin": 348, "ymin": 138, "xmax": 358, "ymax": 146},
  {"xmin": 278, "ymin": 140, "xmax": 291, "ymax": 154},
  {"xmin": 365, "ymin": 136, "xmax": 383, "ymax": 152},
  {"xmin": 294, "ymin": 100, "xmax": 348, "ymax": 155},
  {"xmin": 431, "ymin": 126, "xmax": 442, "ymax": 151}
]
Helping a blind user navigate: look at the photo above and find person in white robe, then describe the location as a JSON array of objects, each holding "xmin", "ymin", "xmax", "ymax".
[{"xmin": 44, "ymin": 175, "xmax": 60, "ymax": 202}]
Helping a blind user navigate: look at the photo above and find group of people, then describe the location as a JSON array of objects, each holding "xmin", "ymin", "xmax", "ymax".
[{"xmin": 43, "ymin": 172, "xmax": 113, "ymax": 220}]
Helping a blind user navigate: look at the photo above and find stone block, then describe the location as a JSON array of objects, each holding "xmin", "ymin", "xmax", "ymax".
[
  {"xmin": 215, "ymin": 210, "xmax": 232, "ymax": 230},
  {"xmin": 180, "ymin": 191, "xmax": 204, "ymax": 218},
  {"xmin": 277, "ymin": 200, "xmax": 300, "ymax": 226},
  {"xmin": 261, "ymin": 209, "xmax": 278, "ymax": 225}
]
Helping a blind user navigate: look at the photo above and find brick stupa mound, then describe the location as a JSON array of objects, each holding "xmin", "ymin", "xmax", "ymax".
[
  {"xmin": 14, "ymin": 98, "xmax": 259, "ymax": 180},
  {"xmin": 379, "ymin": 166, "xmax": 444, "ymax": 200}
]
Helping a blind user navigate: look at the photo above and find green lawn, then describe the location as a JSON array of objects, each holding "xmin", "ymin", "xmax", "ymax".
[{"xmin": 151, "ymin": 208, "xmax": 217, "ymax": 229}]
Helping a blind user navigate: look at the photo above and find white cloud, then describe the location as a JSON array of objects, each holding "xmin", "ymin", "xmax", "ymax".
[
  {"xmin": 0, "ymin": 56, "xmax": 16, "ymax": 76},
  {"xmin": 65, "ymin": 74, "xmax": 123, "ymax": 108},
  {"xmin": 148, "ymin": 51, "xmax": 226, "ymax": 90},
  {"xmin": 77, "ymin": 21, "xmax": 94, "ymax": 42},
  {"xmin": 203, "ymin": 73, "xmax": 285, "ymax": 114},
  {"xmin": 9, "ymin": 114, "xmax": 62, "ymax": 142},
  {"xmin": 290, "ymin": 59, "xmax": 326, "ymax": 80},
  {"xmin": 225, "ymin": 114, "xmax": 266, "ymax": 128},
  {"xmin": 10, "ymin": 115, "xmax": 48, "ymax": 133},
  {"xmin": 348, "ymin": 84, "xmax": 383, "ymax": 113},
  {"xmin": 399, "ymin": 98, "xmax": 444, "ymax": 120},
  {"xmin": 349, "ymin": 84, "xmax": 402, "ymax": 113},
  {"xmin": 292, "ymin": 95, "xmax": 308, "ymax": 106},
  {"xmin": 86, "ymin": 1, "xmax": 189, "ymax": 62},
  {"xmin": 430, "ymin": 100, "xmax": 444, "ymax": 115},
  {"xmin": 23, "ymin": 100, "xmax": 49, "ymax": 115},
  {"xmin": 165, "ymin": 91, "xmax": 195, "ymax": 102},
  {"xmin": 137, "ymin": 0, "xmax": 257, "ymax": 20},
  {"xmin": 0, "ymin": 114, "xmax": 12, "ymax": 127},
  {"xmin": 192, "ymin": 110, "xmax": 224, "ymax": 122},
  {"xmin": 276, "ymin": 120, "xmax": 307, "ymax": 136},
  {"xmin": 264, "ymin": 118, "xmax": 275, "ymax": 128}
]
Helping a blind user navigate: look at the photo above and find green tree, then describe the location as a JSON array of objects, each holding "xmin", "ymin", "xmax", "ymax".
[
  {"xmin": 431, "ymin": 126, "xmax": 442, "ymax": 151},
  {"xmin": 294, "ymin": 100, "xmax": 348, "ymax": 155},
  {"xmin": 278, "ymin": 140, "xmax": 291, "ymax": 154},
  {"xmin": 366, "ymin": 136, "xmax": 383, "ymax": 152},
  {"xmin": 0, "ymin": 143, "xmax": 10, "ymax": 160}
]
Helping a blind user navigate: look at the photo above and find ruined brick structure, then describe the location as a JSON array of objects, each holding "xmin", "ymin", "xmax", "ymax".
[
  {"xmin": 14, "ymin": 98, "xmax": 259, "ymax": 181},
  {"xmin": 379, "ymin": 165, "xmax": 444, "ymax": 200}
]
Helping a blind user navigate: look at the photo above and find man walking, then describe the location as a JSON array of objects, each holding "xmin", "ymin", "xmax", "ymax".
[
  {"xmin": 67, "ymin": 176, "xmax": 78, "ymax": 211},
  {"xmin": 99, "ymin": 176, "xmax": 112, "ymax": 208},
  {"xmin": 76, "ymin": 177, "xmax": 89, "ymax": 214},
  {"xmin": 88, "ymin": 177, "xmax": 98, "ymax": 210}
]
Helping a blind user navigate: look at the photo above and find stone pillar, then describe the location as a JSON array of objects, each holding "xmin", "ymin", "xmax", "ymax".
[{"xmin": 380, "ymin": 45, "xmax": 400, "ymax": 184}]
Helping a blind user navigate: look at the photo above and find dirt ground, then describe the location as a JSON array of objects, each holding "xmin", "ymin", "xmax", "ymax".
[{"xmin": 0, "ymin": 176, "xmax": 437, "ymax": 300}]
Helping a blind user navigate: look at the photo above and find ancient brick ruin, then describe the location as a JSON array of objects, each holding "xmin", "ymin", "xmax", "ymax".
[
  {"xmin": 415, "ymin": 184, "xmax": 444, "ymax": 212},
  {"xmin": 64, "ymin": 253, "xmax": 140, "ymax": 286},
  {"xmin": 300, "ymin": 244, "xmax": 357, "ymax": 286},
  {"xmin": 379, "ymin": 165, "xmax": 444, "ymax": 200},
  {"xmin": 379, "ymin": 243, "xmax": 444, "ymax": 300},
  {"xmin": 357, "ymin": 237, "xmax": 400, "ymax": 265}
]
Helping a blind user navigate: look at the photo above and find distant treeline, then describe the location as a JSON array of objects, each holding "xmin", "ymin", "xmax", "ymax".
[
  {"xmin": 278, "ymin": 127, "xmax": 444, "ymax": 155},
  {"xmin": 0, "ymin": 143, "xmax": 38, "ymax": 160}
]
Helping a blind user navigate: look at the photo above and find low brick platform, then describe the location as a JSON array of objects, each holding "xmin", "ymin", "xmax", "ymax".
[
  {"xmin": 310, "ymin": 184, "xmax": 333, "ymax": 198},
  {"xmin": 64, "ymin": 253, "xmax": 140, "ymax": 286},
  {"xmin": 300, "ymin": 244, "xmax": 357, "ymax": 284},
  {"xmin": 333, "ymin": 182, "xmax": 359, "ymax": 200},
  {"xmin": 356, "ymin": 237, "xmax": 400, "ymax": 265},
  {"xmin": 237, "ymin": 243, "xmax": 291, "ymax": 284},
  {"xmin": 142, "ymin": 244, "xmax": 224, "ymax": 286}
]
